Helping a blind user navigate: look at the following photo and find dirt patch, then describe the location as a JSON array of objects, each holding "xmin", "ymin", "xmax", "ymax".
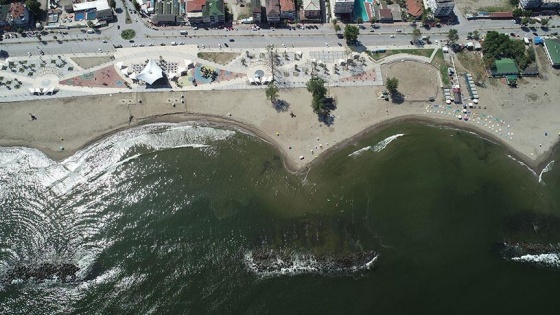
[
  {"xmin": 455, "ymin": 51, "xmax": 487, "ymax": 82},
  {"xmin": 197, "ymin": 52, "xmax": 240, "ymax": 66},
  {"xmin": 431, "ymin": 49, "xmax": 451, "ymax": 87},
  {"xmin": 455, "ymin": 0, "xmax": 513, "ymax": 13},
  {"xmin": 382, "ymin": 61, "xmax": 440, "ymax": 101},
  {"xmin": 71, "ymin": 56, "xmax": 115, "ymax": 69},
  {"xmin": 369, "ymin": 49, "xmax": 433, "ymax": 61}
]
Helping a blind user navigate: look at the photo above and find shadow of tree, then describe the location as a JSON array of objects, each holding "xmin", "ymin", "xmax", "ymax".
[
  {"xmin": 317, "ymin": 97, "xmax": 337, "ymax": 126},
  {"xmin": 273, "ymin": 100, "xmax": 290, "ymax": 112},
  {"xmin": 391, "ymin": 92, "xmax": 405, "ymax": 104}
]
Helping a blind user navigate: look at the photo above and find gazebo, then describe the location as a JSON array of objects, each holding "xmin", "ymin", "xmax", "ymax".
[{"xmin": 136, "ymin": 59, "xmax": 164, "ymax": 85}]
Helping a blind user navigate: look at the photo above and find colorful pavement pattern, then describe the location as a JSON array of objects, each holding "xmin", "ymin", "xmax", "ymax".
[
  {"xmin": 178, "ymin": 64, "xmax": 244, "ymax": 87},
  {"xmin": 60, "ymin": 65, "xmax": 126, "ymax": 88}
]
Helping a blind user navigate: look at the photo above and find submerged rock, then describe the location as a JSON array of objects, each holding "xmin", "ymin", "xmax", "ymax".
[{"xmin": 3, "ymin": 263, "xmax": 80, "ymax": 283}]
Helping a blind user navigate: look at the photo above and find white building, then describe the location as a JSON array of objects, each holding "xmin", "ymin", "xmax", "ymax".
[
  {"xmin": 334, "ymin": 0, "xmax": 354, "ymax": 14},
  {"xmin": 519, "ymin": 0, "xmax": 542, "ymax": 9},
  {"xmin": 426, "ymin": 0, "xmax": 454, "ymax": 17}
]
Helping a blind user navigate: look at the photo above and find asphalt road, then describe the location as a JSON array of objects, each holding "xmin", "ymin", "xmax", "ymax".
[{"xmin": 1, "ymin": 2, "xmax": 559, "ymax": 58}]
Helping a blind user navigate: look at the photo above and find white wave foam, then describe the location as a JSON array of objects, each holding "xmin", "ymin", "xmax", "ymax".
[
  {"xmin": 0, "ymin": 123, "xmax": 235, "ymax": 287},
  {"xmin": 538, "ymin": 160, "xmax": 555, "ymax": 184},
  {"xmin": 243, "ymin": 251, "xmax": 378, "ymax": 277},
  {"xmin": 506, "ymin": 154, "xmax": 537, "ymax": 178},
  {"xmin": 511, "ymin": 253, "xmax": 560, "ymax": 268},
  {"xmin": 348, "ymin": 134, "xmax": 404, "ymax": 157}
]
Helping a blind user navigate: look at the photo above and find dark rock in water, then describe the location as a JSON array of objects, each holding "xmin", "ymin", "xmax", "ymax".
[{"xmin": 3, "ymin": 263, "xmax": 80, "ymax": 283}]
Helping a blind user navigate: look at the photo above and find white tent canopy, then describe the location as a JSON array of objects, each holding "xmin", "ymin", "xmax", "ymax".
[
  {"xmin": 129, "ymin": 73, "xmax": 137, "ymax": 80},
  {"xmin": 177, "ymin": 67, "xmax": 187, "ymax": 75},
  {"xmin": 115, "ymin": 61, "xmax": 124, "ymax": 69},
  {"xmin": 185, "ymin": 59, "xmax": 194, "ymax": 68},
  {"xmin": 136, "ymin": 59, "xmax": 163, "ymax": 85},
  {"xmin": 120, "ymin": 68, "xmax": 129, "ymax": 76}
]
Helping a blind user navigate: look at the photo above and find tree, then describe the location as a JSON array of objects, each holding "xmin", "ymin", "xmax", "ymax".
[
  {"xmin": 109, "ymin": 0, "xmax": 116, "ymax": 9},
  {"xmin": 343, "ymin": 25, "xmax": 359, "ymax": 45},
  {"xmin": 447, "ymin": 28, "xmax": 459, "ymax": 44},
  {"xmin": 25, "ymin": 0, "xmax": 42, "ymax": 19},
  {"xmin": 133, "ymin": 1, "xmax": 141, "ymax": 12},
  {"xmin": 370, "ymin": 17, "xmax": 377, "ymax": 24},
  {"xmin": 509, "ymin": 0, "xmax": 519, "ymax": 5},
  {"xmin": 521, "ymin": 17, "xmax": 529, "ymax": 25},
  {"xmin": 357, "ymin": 17, "xmax": 363, "ymax": 24},
  {"xmin": 265, "ymin": 83, "xmax": 279, "ymax": 105},
  {"xmin": 522, "ymin": 10, "xmax": 532, "ymax": 17},
  {"xmin": 385, "ymin": 77, "xmax": 399, "ymax": 95},
  {"xmin": 528, "ymin": 19, "xmax": 536, "ymax": 25},
  {"xmin": 473, "ymin": 30, "xmax": 480, "ymax": 40},
  {"xmin": 334, "ymin": 25, "xmax": 341, "ymax": 33},
  {"xmin": 513, "ymin": 8, "xmax": 523, "ymax": 18},
  {"xmin": 540, "ymin": 18, "xmax": 549, "ymax": 27},
  {"xmin": 306, "ymin": 77, "xmax": 328, "ymax": 114},
  {"xmin": 412, "ymin": 27, "xmax": 421, "ymax": 41}
]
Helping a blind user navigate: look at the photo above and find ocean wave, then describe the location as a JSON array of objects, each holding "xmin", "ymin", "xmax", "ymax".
[
  {"xmin": 243, "ymin": 250, "xmax": 378, "ymax": 277},
  {"xmin": 0, "ymin": 123, "xmax": 235, "ymax": 286},
  {"xmin": 511, "ymin": 253, "xmax": 560, "ymax": 268},
  {"xmin": 348, "ymin": 134, "xmax": 404, "ymax": 157},
  {"xmin": 506, "ymin": 154, "xmax": 537, "ymax": 178},
  {"xmin": 538, "ymin": 160, "xmax": 555, "ymax": 184}
]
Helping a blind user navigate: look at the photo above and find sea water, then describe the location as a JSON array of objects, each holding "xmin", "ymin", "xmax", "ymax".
[{"xmin": 0, "ymin": 122, "xmax": 559, "ymax": 314}]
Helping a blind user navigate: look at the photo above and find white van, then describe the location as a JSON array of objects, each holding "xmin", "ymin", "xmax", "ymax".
[
  {"xmin": 171, "ymin": 41, "xmax": 177, "ymax": 46},
  {"xmin": 180, "ymin": 30, "xmax": 188, "ymax": 35},
  {"xmin": 86, "ymin": 29, "xmax": 95, "ymax": 34}
]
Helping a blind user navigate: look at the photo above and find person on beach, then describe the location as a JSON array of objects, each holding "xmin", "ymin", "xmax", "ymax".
[{"xmin": 29, "ymin": 114, "xmax": 37, "ymax": 121}]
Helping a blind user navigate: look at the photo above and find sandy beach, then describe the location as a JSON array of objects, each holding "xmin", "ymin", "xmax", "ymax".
[{"xmin": 1, "ymin": 71, "xmax": 558, "ymax": 173}]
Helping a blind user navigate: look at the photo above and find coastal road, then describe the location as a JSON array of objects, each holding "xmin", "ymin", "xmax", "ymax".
[{"xmin": 1, "ymin": 10, "xmax": 559, "ymax": 58}]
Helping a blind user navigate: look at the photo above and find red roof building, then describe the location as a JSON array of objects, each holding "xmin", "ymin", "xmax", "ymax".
[
  {"xmin": 406, "ymin": 0, "xmax": 423, "ymax": 18},
  {"xmin": 489, "ymin": 11, "xmax": 514, "ymax": 19},
  {"xmin": 379, "ymin": 8, "xmax": 393, "ymax": 21}
]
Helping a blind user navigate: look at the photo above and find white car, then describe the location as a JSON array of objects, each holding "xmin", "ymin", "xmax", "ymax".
[
  {"xmin": 396, "ymin": 29, "xmax": 402, "ymax": 32},
  {"xmin": 390, "ymin": 35, "xmax": 395, "ymax": 38},
  {"xmin": 435, "ymin": 39, "xmax": 439, "ymax": 44},
  {"xmin": 193, "ymin": 26, "xmax": 198, "ymax": 30}
]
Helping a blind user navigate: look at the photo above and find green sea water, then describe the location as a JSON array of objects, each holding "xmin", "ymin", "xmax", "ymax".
[{"xmin": 1, "ymin": 122, "xmax": 559, "ymax": 314}]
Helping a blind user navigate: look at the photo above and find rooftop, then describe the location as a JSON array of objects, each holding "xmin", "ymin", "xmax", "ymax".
[
  {"xmin": 202, "ymin": 0, "xmax": 225, "ymax": 17},
  {"xmin": 280, "ymin": 0, "xmax": 295, "ymax": 11},
  {"xmin": 379, "ymin": 8, "xmax": 392, "ymax": 19},
  {"xmin": 544, "ymin": 38, "xmax": 560, "ymax": 65},
  {"xmin": 266, "ymin": 0, "xmax": 280, "ymax": 15},
  {"xmin": 406, "ymin": 0, "xmax": 423, "ymax": 17},
  {"xmin": 493, "ymin": 58, "xmax": 519, "ymax": 75},
  {"xmin": 187, "ymin": 0, "xmax": 206, "ymax": 12},
  {"xmin": 303, "ymin": 0, "xmax": 320, "ymax": 10}
]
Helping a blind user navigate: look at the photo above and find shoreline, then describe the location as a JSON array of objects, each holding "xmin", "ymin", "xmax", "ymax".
[
  {"xmin": 0, "ymin": 85, "xmax": 558, "ymax": 175},
  {"xmin": 1, "ymin": 109, "xmax": 557, "ymax": 176}
]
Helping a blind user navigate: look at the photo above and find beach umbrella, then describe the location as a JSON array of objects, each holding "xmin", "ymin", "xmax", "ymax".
[{"xmin": 446, "ymin": 100, "xmax": 451, "ymax": 104}]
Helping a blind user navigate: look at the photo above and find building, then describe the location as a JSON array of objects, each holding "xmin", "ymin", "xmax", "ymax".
[
  {"xmin": 302, "ymin": 0, "xmax": 321, "ymax": 21},
  {"xmin": 543, "ymin": 38, "xmax": 560, "ymax": 67},
  {"xmin": 426, "ymin": 0, "xmax": 454, "ymax": 17},
  {"xmin": 251, "ymin": 0, "xmax": 262, "ymax": 23},
  {"xmin": 186, "ymin": 0, "xmax": 205, "ymax": 23},
  {"xmin": 0, "ymin": 2, "xmax": 30, "ymax": 28},
  {"xmin": 334, "ymin": 0, "xmax": 354, "ymax": 16},
  {"xmin": 151, "ymin": 13, "xmax": 177, "ymax": 25},
  {"xmin": 541, "ymin": 0, "xmax": 560, "ymax": 10},
  {"xmin": 265, "ymin": 0, "xmax": 281, "ymax": 23},
  {"xmin": 406, "ymin": 0, "xmax": 423, "ymax": 18},
  {"xmin": 202, "ymin": 0, "xmax": 225, "ymax": 24},
  {"xmin": 280, "ymin": 0, "xmax": 296, "ymax": 20},
  {"xmin": 491, "ymin": 58, "xmax": 519, "ymax": 77},
  {"xmin": 73, "ymin": 0, "xmax": 113, "ymax": 21},
  {"xmin": 388, "ymin": 4, "xmax": 402, "ymax": 21},
  {"xmin": 519, "ymin": 0, "xmax": 542, "ymax": 9},
  {"xmin": 378, "ymin": 8, "xmax": 393, "ymax": 22},
  {"xmin": 488, "ymin": 11, "xmax": 513, "ymax": 19}
]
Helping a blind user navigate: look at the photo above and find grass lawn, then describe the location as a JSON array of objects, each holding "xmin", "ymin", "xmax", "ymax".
[
  {"xmin": 121, "ymin": 29, "xmax": 136, "ymax": 40},
  {"xmin": 71, "ymin": 56, "xmax": 114, "ymax": 69},
  {"xmin": 197, "ymin": 52, "xmax": 239, "ymax": 65},
  {"xmin": 431, "ymin": 49, "xmax": 451, "ymax": 87},
  {"xmin": 368, "ymin": 49, "xmax": 434, "ymax": 61}
]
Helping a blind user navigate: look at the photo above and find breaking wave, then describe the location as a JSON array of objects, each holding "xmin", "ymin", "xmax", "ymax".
[
  {"xmin": 348, "ymin": 134, "xmax": 404, "ymax": 157},
  {"xmin": 0, "ymin": 123, "xmax": 235, "ymax": 285},
  {"xmin": 538, "ymin": 160, "xmax": 555, "ymax": 184},
  {"xmin": 243, "ymin": 250, "xmax": 378, "ymax": 277}
]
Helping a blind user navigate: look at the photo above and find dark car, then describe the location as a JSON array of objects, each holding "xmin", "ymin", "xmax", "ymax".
[
  {"xmin": 129, "ymin": 40, "xmax": 134, "ymax": 43},
  {"xmin": 532, "ymin": 32, "xmax": 539, "ymax": 36},
  {"xmin": 224, "ymin": 43, "xmax": 229, "ymax": 47},
  {"xmin": 337, "ymin": 33, "xmax": 344, "ymax": 39},
  {"xmin": 229, "ymin": 38, "xmax": 234, "ymax": 42}
]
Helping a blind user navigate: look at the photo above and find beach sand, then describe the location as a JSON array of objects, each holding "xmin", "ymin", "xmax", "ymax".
[{"xmin": 1, "ymin": 71, "xmax": 558, "ymax": 173}]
